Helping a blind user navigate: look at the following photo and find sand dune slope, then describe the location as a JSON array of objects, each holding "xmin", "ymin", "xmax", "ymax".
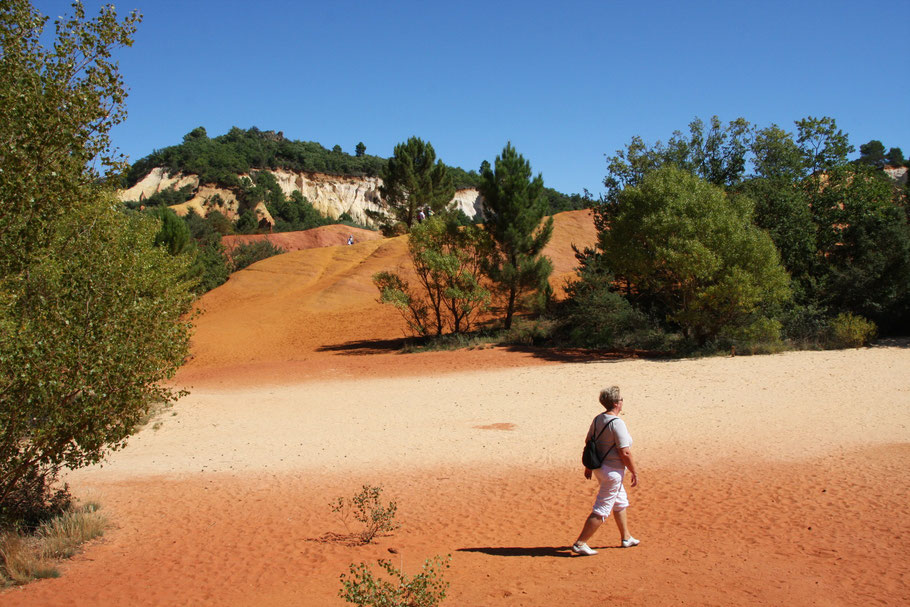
[
  {"xmin": 178, "ymin": 210, "xmax": 597, "ymax": 386},
  {"xmin": 222, "ymin": 224, "xmax": 384, "ymax": 254}
]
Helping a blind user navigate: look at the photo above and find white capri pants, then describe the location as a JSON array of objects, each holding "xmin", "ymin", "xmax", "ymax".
[{"xmin": 592, "ymin": 465, "xmax": 629, "ymax": 518}]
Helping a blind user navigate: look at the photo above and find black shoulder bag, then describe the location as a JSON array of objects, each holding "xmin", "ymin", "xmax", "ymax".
[{"xmin": 581, "ymin": 416, "xmax": 618, "ymax": 470}]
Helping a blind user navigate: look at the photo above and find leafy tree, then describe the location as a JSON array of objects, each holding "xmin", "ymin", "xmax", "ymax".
[
  {"xmin": 600, "ymin": 167, "xmax": 791, "ymax": 344},
  {"xmin": 373, "ymin": 216, "xmax": 491, "ymax": 335},
  {"xmin": 795, "ymin": 116, "xmax": 854, "ymax": 175},
  {"xmin": 805, "ymin": 165, "xmax": 910, "ymax": 330},
  {"xmin": 737, "ymin": 177, "xmax": 816, "ymax": 292},
  {"xmin": 372, "ymin": 137, "xmax": 455, "ymax": 234},
  {"xmin": 603, "ymin": 116, "xmax": 752, "ymax": 201},
  {"xmin": 0, "ymin": 1, "xmax": 194, "ymax": 513},
  {"xmin": 479, "ymin": 143, "xmax": 554, "ymax": 329},
  {"xmin": 751, "ymin": 124, "xmax": 805, "ymax": 181},
  {"xmin": 373, "ymin": 271, "xmax": 430, "ymax": 336},
  {"xmin": 355, "ymin": 142, "xmax": 366, "ymax": 157},
  {"xmin": 886, "ymin": 147, "xmax": 905, "ymax": 167}
]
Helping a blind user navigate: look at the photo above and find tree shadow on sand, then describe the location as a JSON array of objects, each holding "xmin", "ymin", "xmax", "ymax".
[
  {"xmin": 316, "ymin": 337, "xmax": 410, "ymax": 355},
  {"xmin": 316, "ymin": 338, "xmax": 679, "ymax": 362},
  {"xmin": 457, "ymin": 546, "xmax": 577, "ymax": 558},
  {"xmin": 501, "ymin": 344, "xmax": 678, "ymax": 364}
]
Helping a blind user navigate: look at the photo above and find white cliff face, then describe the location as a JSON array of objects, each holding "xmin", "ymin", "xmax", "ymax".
[
  {"xmin": 119, "ymin": 168, "xmax": 199, "ymax": 201},
  {"xmin": 120, "ymin": 168, "xmax": 483, "ymax": 228},
  {"xmin": 884, "ymin": 165, "xmax": 908, "ymax": 186},
  {"xmin": 269, "ymin": 169, "xmax": 383, "ymax": 225},
  {"xmin": 452, "ymin": 188, "xmax": 483, "ymax": 220}
]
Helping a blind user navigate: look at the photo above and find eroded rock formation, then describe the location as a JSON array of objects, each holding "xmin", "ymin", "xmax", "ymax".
[{"xmin": 119, "ymin": 168, "xmax": 483, "ymax": 228}]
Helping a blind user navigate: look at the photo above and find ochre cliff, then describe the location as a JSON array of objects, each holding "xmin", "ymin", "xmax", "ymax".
[{"xmin": 119, "ymin": 168, "xmax": 483, "ymax": 228}]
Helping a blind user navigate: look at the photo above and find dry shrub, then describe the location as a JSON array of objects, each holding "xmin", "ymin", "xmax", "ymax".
[
  {"xmin": 38, "ymin": 504, "xmax": 107, "ymax": 559},
  {"xmin": 330, "ymin": 484, "xmax": 400, "ymax": 544},
  {"xmin": 0, "ymin": 532, "xmax": 57, "ymax": 585},
  {"xmin": 0, "ymin": 503, "xmax": 107, "ymax": 586}
]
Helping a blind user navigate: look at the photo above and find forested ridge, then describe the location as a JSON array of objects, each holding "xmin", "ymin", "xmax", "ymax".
[{"xmin": 123, "ymin": 126, "xmax": 590, "ymax": 214}]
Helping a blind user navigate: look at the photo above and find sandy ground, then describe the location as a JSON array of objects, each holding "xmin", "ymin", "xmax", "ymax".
[
  {"xmin": 222, "ymin": 224, "xmax": 384, "ymax": 255},
  {"xmin": 2, "ymin": 212, "xmax": 909, "ymax": 606}
]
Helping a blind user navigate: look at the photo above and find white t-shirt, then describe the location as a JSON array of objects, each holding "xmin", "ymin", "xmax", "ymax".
[{"xmin": 586, "ymin": 413, "xmax": 633, "ymax": 467}]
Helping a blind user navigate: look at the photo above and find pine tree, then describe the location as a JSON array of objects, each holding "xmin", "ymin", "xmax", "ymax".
[
  {"xmin": 479, "ymin": 143, "xmax": 554, "ymax": 329},
  {"xmin": 370, "ymin": 137, "xmax": 455, "ymax": 235}
]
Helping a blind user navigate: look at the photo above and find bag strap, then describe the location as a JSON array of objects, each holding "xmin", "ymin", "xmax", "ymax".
[{"xmin": 590, "ymin": 415, "xmax": 619, "ymax": 459}]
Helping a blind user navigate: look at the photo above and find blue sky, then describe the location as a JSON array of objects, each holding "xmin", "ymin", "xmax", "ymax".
[{"xmin": 36, "ymin": 0, "xmax": 910, "ymax": 195}]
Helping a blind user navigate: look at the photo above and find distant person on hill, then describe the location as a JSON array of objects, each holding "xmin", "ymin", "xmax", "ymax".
[
  {"xmin": 347, "ymin": 234, "xmax": 354, "ymax": 245},
  {"xmin": 417, "ymin": 209, "xmax": 426, "ymax": 223},
  {"xmin": 571, "ymin": 385, "xmax": 640, "ymax": 556}
]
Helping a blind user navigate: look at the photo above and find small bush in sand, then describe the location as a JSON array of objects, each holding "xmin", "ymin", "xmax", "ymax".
[
  {"xmin": 330, "ymin": 484, "xmax": 400, "ymax": 544},
  {"xmin": 0, "ymin": 503, "xmax": 108, "ymax": 586},
  {"xmin": 339, "ymin": 555, "xmax": 450, "ymax": 607},
  {"xmin": 828, "ymin": 312, "xmax": 877, "ymax": 348}
]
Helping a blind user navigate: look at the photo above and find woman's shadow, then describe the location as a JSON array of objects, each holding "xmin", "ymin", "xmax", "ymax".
[{"xmin": 457, "ymin": 546, "xmax": 576, "ymax": 558}]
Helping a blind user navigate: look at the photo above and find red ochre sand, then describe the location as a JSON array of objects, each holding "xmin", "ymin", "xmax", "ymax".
[{"xmin": 3, "ymin": 210, "xmax": 908, "ymax": 606}]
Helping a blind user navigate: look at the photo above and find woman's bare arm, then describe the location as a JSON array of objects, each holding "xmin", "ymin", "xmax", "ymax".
[{"xmin": 618, "ymin": 446, "xmax": 638, "ymax": 486}]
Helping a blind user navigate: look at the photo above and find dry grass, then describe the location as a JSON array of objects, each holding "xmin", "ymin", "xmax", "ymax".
[{"xmin": 0, "ymin": 503, "xmax": 108, "ymax": 587}]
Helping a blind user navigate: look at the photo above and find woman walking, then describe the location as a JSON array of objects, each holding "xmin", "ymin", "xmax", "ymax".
[{"xmin": 571, "ymin": 385, "xmax": 640, "ymax": 556}]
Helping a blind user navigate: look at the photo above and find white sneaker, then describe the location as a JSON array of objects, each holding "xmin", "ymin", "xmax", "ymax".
[
  {"xmin": 621, "ymin": 536, "xmax": 640, "ymax": 548},
  {"xmin": 571, "ymin": 542, "xmax": 598, "ymax": 556}
]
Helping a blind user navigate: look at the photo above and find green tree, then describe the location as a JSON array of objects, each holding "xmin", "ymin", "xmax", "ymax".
[
  {"xmin": 886, "ymin": 147, "xmax": 905, "ymax": 167},
  {"xmin": 806, "ymin": 165, "xmax": 910, "ymax": 329},
  {"xmin": 795, "ymin": 116, "xmax": 854, "ymax": 175},
  {"xmin": 355, "ymin": 142, "xmax": 366, "ymax": 157},
  {"xmin": 751, "ymin": 124, "xmax": 805, "ymax": 181},
  {"xmin": 235, "ymin": 209, "xmax": 259, "ymax": 234},
  {"xmin": 858, "ymin": 140, "xmax": 887, "ymax": 168},
  {"xmin": 600, "ymin": 166, "xmax": 791, "ymax": 344},
  {"xmin": 152, "ymin": 207, "xmax": 193, "ymax": 256},
  {"xmin": 373, "ymin": 216, "xmax": 491, "ymax": 335},
  {"xmin": 0, "ymin": 1, "xmax": 194, "ymax": 513},
  {"xmin": 738, "ymin": 177, "xmax": 816, "ymax": 291},
  {"xmin": 479, "ymin": 143, "xmax": 554, "ymax": 330},
  {"xmin": 372, "ymin": 137, "xmax": 455, "ymax": 235}
]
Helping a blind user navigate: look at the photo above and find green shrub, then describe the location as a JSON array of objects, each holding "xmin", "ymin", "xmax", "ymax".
[
  {"xmin": 330, "ymin": 484, "xmax": 400, "ymax": 544},
  {"xmin": 828, "ymin": 312, "xmax": 877, "ymax": 348},
  {"xmin": 0, "ymin": 468, "xmax": 71, "ymax": 533},
  {"xmin": 558, "ymin": 273, "xmax": 671, "ymax": 350},
  {"xmin": 503, "ymin": 318, "xmax": 556, "ymax": 346},
  {"xmin": 722, "ymin": 316, "xmax": 785, "ymax": 354},
  {"xmin": 780, "ymin": 303, "xmax": 830, "ymax": 345},
  {"xmin": 339, "ymin": 555, "xmax": 450, "ymax": 607},
  {"xmin": 230, "ymin": 240, "xmax": 286, "ymax": 272}
]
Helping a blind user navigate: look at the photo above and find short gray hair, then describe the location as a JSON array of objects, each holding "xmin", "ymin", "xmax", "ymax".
[{"xmin": 599, "ymin": 386, "xmax": 622, "ymax": 410}]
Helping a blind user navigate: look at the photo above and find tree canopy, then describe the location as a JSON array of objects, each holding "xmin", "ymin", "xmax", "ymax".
[
  {"xmin": 601, "ymin": 166, "xmax": 791, "ymax": 344},
  {"xmin": 0, "ymin": 0, "xmax": 195, "ymax": 518}
]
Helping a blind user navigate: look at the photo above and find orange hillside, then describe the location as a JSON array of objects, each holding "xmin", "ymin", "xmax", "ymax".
[
  {"xmin": 177, "ymin": 210, "xmax": 597, "ymax": 386},
  {"xmin": 221, "ymin": 224, "xmax": 383, "ymax": 254}
]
